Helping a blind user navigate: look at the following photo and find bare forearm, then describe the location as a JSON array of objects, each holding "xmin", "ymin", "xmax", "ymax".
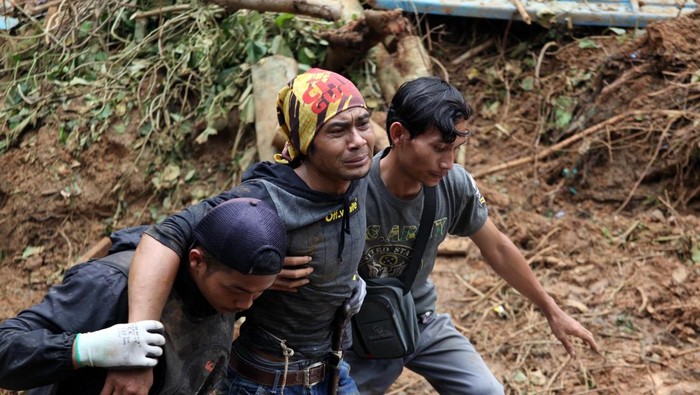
[
  {"xmin": 472, "ymin": 219, "xmax": 557, "ymax": 316},
  {"xmin": 472, "ymin": 219, "xmax": 599, "ymax": 355},
  {"xmin": 128, "ymin": 234, "xmax": 180, "ymax": 322},
  {"xmin": 484, "ymin": 238, "xmax": 558, "ymax": 316}
]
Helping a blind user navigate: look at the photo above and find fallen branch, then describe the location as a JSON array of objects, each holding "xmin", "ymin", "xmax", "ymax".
[
  {"xmin": 472, "ymin": 110, "xmax": 688, "ymax": 179},
  {"xmin": 450, "ymin": 38, "xmax": 495, "ymax": 65},
  {"xmin": 600, "ymin": 63, "xmax": 654, "ymax": 98},
  {"xmin": 25, "ymin": 0, "xmax": 62, "ymax": 15},
  {"xmin": 130, "ymin": 4, "xmax": 195, "ymax": 20},
  {"xmin": 209, "ymin": 0, "xmax": 342, "ymax": 20},
  {"xmin": 512, "ymin": 0, "xmax": 532, "ymax": 24}
]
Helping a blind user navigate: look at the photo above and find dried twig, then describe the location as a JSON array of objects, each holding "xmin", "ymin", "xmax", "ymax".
[
  {"xmin": 535, "ymin": 41, "xmax": 558, "ymax": 87},
  {"xmin": 57, "ymin": 229, "xmax": 73, "ymax": 264},
  {"xmin": 452, "ymin": 272, "xmax": 486, "ymax": 298},
  {"xmin": 635, "ymin": 286, "xmax": 648, "ymax": 314},
  {"xmin": 512, "ymin": 0, "xmax": 532, "ymax": 24},
  {"xmin": 450, "ymin": 38, "xmax": 495, "ymax": 65},
  {"xmin": 473, "ymin": 110, "xmax": 687, "ymax": 179},
  {"xmin": 543, "ymin": 355, "xmax": 572, "ymax": 394},
  {"xmin": 614, "ymin": 116, "xmax": 677, "ymax": 214},
  {"xmin": 431, "ymin": 56, "xmax": 449, "ymax": 82},
  {"xmin": 616, "ymin": 220, "xmax": 640, "ymax": 245},
  {"xmin": 674, "ymin": 346, "xmax": 700, "ymax": 357},
  {"xmin": 130, "ymin": 4, "xmax": 195, "ymax": 19},
  {"xmin": 25, "ymin": 0, "xmax": 62, "ymax": 15},
  {"xmin": 600, "ymin": 63, "xmax": 653, "ymax": 97}
]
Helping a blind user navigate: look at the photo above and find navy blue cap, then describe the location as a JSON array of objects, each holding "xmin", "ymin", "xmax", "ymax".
[{"xmin": 194, "ymin": 198, "xmax": 286, "ymax": 275}]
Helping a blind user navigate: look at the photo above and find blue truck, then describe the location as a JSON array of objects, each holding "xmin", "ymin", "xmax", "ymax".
[{"xmin": 370, "ymin": 0, "xmax": 697, "ymax": 27}]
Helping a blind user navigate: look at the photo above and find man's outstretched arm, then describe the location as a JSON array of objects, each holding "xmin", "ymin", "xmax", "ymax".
[{"xmin": 470, "ymin": 218, "xmax": 600, "ymax": 357}]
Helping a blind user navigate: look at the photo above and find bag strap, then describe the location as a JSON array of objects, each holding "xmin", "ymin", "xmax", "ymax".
[{"xmin": 398, "ymin": 185, "xmax": 436, "ymax": 295}]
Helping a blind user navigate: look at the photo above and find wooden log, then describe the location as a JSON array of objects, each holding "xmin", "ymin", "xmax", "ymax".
[
  {"xmin": 210, "ymin": 0, "xmax": 342, "ymax": 20},
  {"xmin": 369, "ymin": 35, "xmax": 432, "ymax": 104},
  {"xmin": 370, "ymin": 118, "xmax": 390, "ymax": 153},
  {"xmin": 251, "ymin": 55, "xmax": 298, "ymax": 161}
]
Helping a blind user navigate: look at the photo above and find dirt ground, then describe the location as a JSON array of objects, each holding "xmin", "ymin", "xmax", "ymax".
[{"xmin": 1, "ymin": 10, "xmax": 699, "ymax": 395}]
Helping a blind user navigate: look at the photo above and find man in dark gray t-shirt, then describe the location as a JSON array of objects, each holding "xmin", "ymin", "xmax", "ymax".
[
  {"xmin": 108, "ymin": 69, "xmax": 375, "ymax": 394},
  {"xmin": 344, "ymin": 77, "xmax": 600, "ymax": 394}
]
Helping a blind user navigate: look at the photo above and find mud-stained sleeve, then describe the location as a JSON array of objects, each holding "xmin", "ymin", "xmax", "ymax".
[
  {"xmin": 144, "ymin": 183, "xmax": 272, "ymax": 258},
  {"xmin": 0, "ymin": 262, "xmax": 127, "ymax": 390}
]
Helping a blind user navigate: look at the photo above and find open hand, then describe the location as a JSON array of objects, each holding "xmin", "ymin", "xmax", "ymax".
[
  {"xmin": 270, "ymin": 256, "xmax": 313, "ymax": 292},
  {"xmin": 74, "ymin": 320, "xmax": 165, "ymax": 368},
  {"xmin": 100, "ymin": 368, "xmax": 153, "ymax": 395},
  {"xmin": 546, "ymin": 307, "xmax": 599, "ymax": 357}
]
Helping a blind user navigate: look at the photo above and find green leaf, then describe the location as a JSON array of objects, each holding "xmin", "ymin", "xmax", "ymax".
[
  {"xmin": 270, "ymin": 35, "xmax": 293, "ymax": 58},
  {"xmin": 79, "ymin": 21, "xmax": 94, "ymax": 37},
  {"xmin": 578, "ymin": 39, "xmax": 600, "ymax": 49},
  {"xmin": 298, "ymin": 47, "xmax": 317, "ymax": 65},
  {"xmin": 9, "ymin": 109, "xmax": 34, "ymax": 132},
  {"xmin": 274, "ymin": 13, "xmax": 295, "ymax": 28},
  {"xmin": 692, "ymin": 245, "xmax": 700, "ymax": 264},
  {"xmin": 97, "ymin": 104, "xmax": 112, "ymax": 119},
  {"xmin": 68, "ymin": 77, "xmax": 91, "ymax": 86},
  {"xmin": 245, "ymin": 40, "xmax": 267, "ymax": 63},
  {"xmin": 512, "ymin": 370, "xmax": 527, "ymax": 384},
  {"xmin": 555, "ymin": 108, "xmax": 572, "ymax": 129},
  {"xmin": 22, "ymin": 246, "xmax": 45, "ymax": 260},
  {"xmin": 58, "ymin": 126, "xmax": 68, "ymax": 143},
  {"xmin": 553, "ymin": 96, "xmax": 575, "ymax": 129},
  {"xmin": 185, "ymin": 169, "xmax": 196, "ymax": 182},
  {"xmin": 239, "ymin": 94, "xmax": 255, "ymax": 125},
  {"xmin": 691, "ymin": 70, "xmax": 700, "ymax": 84},
  {"xmin": 609, "ymin": 27, "xmax": 626, "ymax": 36},
  {"xmin": 195, "ymin": 127, "xmax": 218, "ymax": 144},
  {"xmin": 520, "ymin": 76, "xmax": 534, "ymax": 91},
  {"xmin": 161, "ymin": 164, "xmax": 180, "ymax": 183}
]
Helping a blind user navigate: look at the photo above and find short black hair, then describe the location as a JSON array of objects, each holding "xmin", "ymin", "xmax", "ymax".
[{"xmin": 386, "ymin": 77, "xmax": 473, "ymax": 145}]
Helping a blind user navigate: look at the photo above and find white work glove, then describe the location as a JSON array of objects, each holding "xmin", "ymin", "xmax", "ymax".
[
  {"xmin": 344, "ymin": 274, "xmax": 367, "ymax": 318},
  {"xmin": 74, "ymin": 320, "xmax": 165, "ymax": 368}
]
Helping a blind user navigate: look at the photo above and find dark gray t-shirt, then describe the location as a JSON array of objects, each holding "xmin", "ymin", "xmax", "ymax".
[
  {"xmin": 359, "ymin": 152, "xmax": 488, "ymax": 314},
  {"xmin": 147, "ymin": 162, "xmax": 368, "ymax": 360}
]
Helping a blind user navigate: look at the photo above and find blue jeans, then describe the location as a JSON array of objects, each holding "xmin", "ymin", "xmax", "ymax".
[{"xmin": 217, "ymin": 345, "xmax": 359, "ymax": 395}]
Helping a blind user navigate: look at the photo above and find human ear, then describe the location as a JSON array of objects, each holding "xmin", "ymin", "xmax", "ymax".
[
  {"xmin": 389, "ymin": 122, "xmax": 407, "ymax": 146},
  {"xmin": 188, "ymin": 248, "xmax": 206, "ymax": 272}
]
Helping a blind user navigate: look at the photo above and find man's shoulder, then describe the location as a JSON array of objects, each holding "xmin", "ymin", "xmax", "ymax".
[{"xmin": 443, "ymin": 164, "xmax": 476, "ymax": 189}]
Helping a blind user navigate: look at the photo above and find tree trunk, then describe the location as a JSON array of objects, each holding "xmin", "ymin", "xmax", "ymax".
[{"xmin": 209, "ymin": 0, "xmax": 342, "ymax": 20}]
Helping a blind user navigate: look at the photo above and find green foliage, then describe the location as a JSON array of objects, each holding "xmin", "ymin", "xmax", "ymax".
[
  {"xmin": 577, "ymin": 38, "xmax": 600, "ymax": 49},
  {"xmin": 0, "ymin": 1, "xmax": 332, "ymax": 161},
  {"xmin": 551, "ymin": 95, "xmax": 576, "ymax": 130}
]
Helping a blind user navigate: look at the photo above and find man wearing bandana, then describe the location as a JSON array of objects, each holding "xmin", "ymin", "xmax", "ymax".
[{"xmin": 111, "ymin": 69, "xmax": 374, "ymax": 394}]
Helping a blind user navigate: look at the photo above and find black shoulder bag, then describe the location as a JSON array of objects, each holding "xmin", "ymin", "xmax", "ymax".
[{"xmin": 351, "ymin": 186, "xmax": 436, "ymax": 359}]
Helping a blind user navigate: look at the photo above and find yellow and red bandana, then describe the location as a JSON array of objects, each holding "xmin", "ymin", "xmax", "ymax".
[{"xmin": 274, "ymin": 68, "xmax": 366, "ymax": 163}]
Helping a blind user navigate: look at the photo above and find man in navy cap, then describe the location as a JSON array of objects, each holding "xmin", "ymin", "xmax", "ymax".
[
  {"xmin": 0, "ymin": 198, "xmax": 287, "ymax": 394},
  {"xmin": 123, "ymin": 68, "xmax": 374, "ymax": 394}
]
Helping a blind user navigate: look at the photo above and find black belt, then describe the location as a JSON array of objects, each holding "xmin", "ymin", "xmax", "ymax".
[{"xmin": 228, "ymin": 352, "xmax": 327, "ymax": 388}]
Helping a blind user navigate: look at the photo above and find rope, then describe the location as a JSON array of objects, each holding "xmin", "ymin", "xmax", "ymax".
[{"xmin": 279, "ymin": 340, "xmax": 294, "ymax": 395}]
